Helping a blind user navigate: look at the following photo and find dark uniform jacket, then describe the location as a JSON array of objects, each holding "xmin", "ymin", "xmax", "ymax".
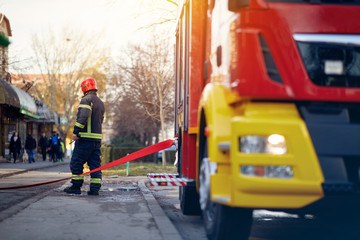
[
  {"xmin": 25, "ymin": 135, "xmax": 36, "ymax": 150},
  {"xmin": 73, "ymin": 91, "xmax": 105, "ymax": 142},
  {"xmin": 39, "ymin": 136, "xmax": 48, "ymax": 148},
  {"xmin": 9, "ymin": 136, "xmax": 21, "ymax": 153}
]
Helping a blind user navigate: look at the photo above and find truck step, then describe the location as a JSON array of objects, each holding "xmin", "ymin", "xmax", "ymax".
[{"xmin": 147, "ymin": 173, "xmax": 189, "ymax": 186}]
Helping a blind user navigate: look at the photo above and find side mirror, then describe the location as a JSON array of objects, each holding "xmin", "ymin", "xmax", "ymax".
[{"xmin": 228, "ymin": 0, "xmax": 250, "ymax": 11}]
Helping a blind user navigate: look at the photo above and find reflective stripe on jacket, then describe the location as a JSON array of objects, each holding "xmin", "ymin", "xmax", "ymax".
[{"xmin": 73, "ymin": 91, "xmax": 105, "ymax": 141}]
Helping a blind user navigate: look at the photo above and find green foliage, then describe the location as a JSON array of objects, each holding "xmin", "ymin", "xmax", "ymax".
[
  {"xmin": 163, "ymin": 150, "xmax": 176, "ymax": 163},
  {"xmin": 102, "ymin": 162, "xmax": 177, "ymax": 176},
  {"xmin": 100, "ymin": 144, "xmax": 114, "ymax": 166},
  {"xmin": 101, "ymin": 136, "xmax": 177, "ymax": 166},
  {"xmin": 111, "ymin": 136, "xmax": 144, "ymax": 147},
  {"xmin": 113, "ymin": 147, "xmax": 156, "ymax": 162},
  {"xmin": 100, "ymin": 144, "xmax": 157, "ymax": 165}
]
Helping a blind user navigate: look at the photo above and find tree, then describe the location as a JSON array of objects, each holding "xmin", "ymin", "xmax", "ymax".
[
  {"xmin": 30, "ymin": 28, "xmax": 110, "ymax": 144},
  {"xmin": 138, "ymin": 0, "xmax": 179, "ymax": 28},
  {"xmin": 112, "ymin": 95, "xmax": 156, "ymax": 147},
  {"xmin": 111, "ymin": 38, "xmax": 174, "ymax": 166}
]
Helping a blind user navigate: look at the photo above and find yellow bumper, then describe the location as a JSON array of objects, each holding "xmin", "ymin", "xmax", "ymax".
[{"xmin": 207, "ymin": 101, "xmax": 324, "ymax": 209}]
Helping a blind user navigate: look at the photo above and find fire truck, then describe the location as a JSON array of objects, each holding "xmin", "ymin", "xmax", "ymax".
[{"xmin": 172, "ymin": 0, "xmax": 360, "ymax": 239}]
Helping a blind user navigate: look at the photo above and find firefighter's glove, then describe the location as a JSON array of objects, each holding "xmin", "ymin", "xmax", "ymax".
[{"xmin": 72, "ymin": 134, "xmax": 79, "ymax": 142}]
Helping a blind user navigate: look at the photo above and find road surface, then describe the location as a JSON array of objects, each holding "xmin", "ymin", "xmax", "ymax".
[{"xmin": 150, "ymin": 185, "xmax": 360, "ymax": 240}]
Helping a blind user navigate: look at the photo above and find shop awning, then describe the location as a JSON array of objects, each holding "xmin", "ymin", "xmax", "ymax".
[
  {"xmin": 9, "ymin": 84, "xmax": 39, "ymax": 119},
  {"xmin": 49, "ymin": 111, "xmax": 59, "ymax": 124},
  {"xmin": 35, "ymin": 100, "xmax": 58, "ymax": 123},
  {"xmin": 0, "ymin": 79, "xmax": 39, "ymax": 119},
  {"xmin": 0, "ymin": 79, "xmax": 20, "ymax": 108}
]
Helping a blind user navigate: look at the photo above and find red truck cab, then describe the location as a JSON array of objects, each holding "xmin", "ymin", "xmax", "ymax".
[{"xmin": 174, "ymin": 0, "xmax": 360, "ymax": 239}]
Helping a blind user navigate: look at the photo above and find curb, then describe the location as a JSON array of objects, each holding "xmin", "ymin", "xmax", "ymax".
[
  {"xmin": 0, "ymin": 161, "xmax": 69, "ymax": 178},
  {"xmin": 139, "ymin": 179, "xmax": 183, "ymax": 240}
]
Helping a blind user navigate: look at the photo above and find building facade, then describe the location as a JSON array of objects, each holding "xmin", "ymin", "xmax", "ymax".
[
  {"xmin": 0, "ymin": 79, "xmax": 58, "ymax": 161},
  {"xmin": 0, "ymin": 13, "xmax": 58, "ymax": 162},
  {"xmin": 0, "ymin": 13, "xmax": 11, "ymax": 82}
]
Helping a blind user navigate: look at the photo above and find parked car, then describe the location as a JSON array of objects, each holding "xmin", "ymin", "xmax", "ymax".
[{"xmin": 157, "ymin": 145, "xmax": 176, "ymax": 160}]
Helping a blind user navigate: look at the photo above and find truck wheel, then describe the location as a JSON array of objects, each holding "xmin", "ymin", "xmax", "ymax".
[
  {"xmin": 179, "ymin": 185, "xmax": 201, "ymax": 215},
  {"xmin": 199, "ymin": 138, "xmax": 253, "ymax": 240},
  {"xmin": 203, "ymin": 202, "xmax": 253, "ymax": 240}
]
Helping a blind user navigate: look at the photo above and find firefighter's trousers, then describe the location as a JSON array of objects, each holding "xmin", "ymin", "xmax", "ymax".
[{"xmin": 70, "ymin": 139, "xmax": 101, "ymax": 191}]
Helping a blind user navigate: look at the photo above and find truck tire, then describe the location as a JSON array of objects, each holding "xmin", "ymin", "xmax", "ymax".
[
  {"xmin": 199, "ymin": 136, "xmax": 253, "ymax": 240},
  {"xmin": 203, "ymin": 203, "xmax": 253, "ymax": 240},
  {"xmin": 180, "ymin": 185, "xmax": 201, "ymax": 215}
]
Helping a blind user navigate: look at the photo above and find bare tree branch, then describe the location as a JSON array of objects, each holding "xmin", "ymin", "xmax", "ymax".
[
  {"xmin": 112, "ymin": 38, "xmax": 174, "ymax": 162},
  {"xmin": 165, "ymin": 0, "xmax": 178, "ymax": 6},
  {"xmin": 30, "ymin": 28, "xmax": 110, "ymax": 144}
]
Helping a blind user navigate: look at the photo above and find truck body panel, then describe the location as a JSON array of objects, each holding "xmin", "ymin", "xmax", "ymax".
[{"xmin": 174, "ymin": 0, "xmax": 360, "ymax": 232}]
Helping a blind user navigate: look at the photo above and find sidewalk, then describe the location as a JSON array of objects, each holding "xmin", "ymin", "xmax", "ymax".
[
  {"xmin": 0, "ymin": 161, "xmax": 183, "ymax": 240},
  {"xmin": 0, "ymin": 178, "xmax": 182, "ymax": 240},
  {"xmin": 0, "ymin": 158, "xmax": 70, "ymax": 178}
]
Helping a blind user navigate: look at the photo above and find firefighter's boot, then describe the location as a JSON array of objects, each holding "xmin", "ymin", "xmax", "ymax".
[
  {"xmin": 64, "ymin": 185, "xmax": 81, "ymax": 194},
  {"xmin": 87, "ymin": 190, "xmax": 99, "ymax": 195},
  {"xmin": 88, "ymin": 177, "xmax": 101, "ymax": 195}
]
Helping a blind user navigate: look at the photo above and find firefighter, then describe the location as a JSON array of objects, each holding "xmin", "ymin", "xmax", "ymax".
[{"xmin": 64, "ymin": 77, "xmax": 105, "ymax": 195}]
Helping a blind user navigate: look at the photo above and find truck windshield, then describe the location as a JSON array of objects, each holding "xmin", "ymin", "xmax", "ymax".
[{"xmin": 266, "ymin": 0, "xmax": 360, "ymax": 4}]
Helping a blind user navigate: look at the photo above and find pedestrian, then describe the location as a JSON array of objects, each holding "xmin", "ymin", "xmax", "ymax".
[
  {"xmin": 64, "ymin": 77, "xmax": 105, "ymax": 195},
  {"xmin": 49, "ymin": 131, "xmax": 59, "ymax": 163},
  {"xmin": 9, "ymin": 132, "xmax": 21, "ymax": 164},
  {"xmin": 38, "ymin": 132, "xmax": 48, "ymax": 161},
  {"xmin": 25, "ymin": 133, "xmax": 36, "ymax": 164},
  {"xmin": 56, "ymin": 132, "xmax": 64, "ymax": 162}
]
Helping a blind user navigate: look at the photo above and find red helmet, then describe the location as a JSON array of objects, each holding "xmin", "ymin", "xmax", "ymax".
[{"xmin": 81, "ymin": 77, "xmax": 97, "ymax": 94}]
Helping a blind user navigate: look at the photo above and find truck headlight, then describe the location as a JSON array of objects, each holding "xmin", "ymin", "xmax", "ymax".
[
  {"xmin": 241, "ymin": 165, "xmax": 293, "ymax": 179},
  {"xmin": 239, "ymin": 134, "xmax": 287, "ymax": 155}
]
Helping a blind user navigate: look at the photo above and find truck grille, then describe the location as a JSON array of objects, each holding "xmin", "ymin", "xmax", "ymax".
[
  {"xmin": 322, "ymin": 182, "xmax": 360, "ymax": 195},
  {"xmin": 297, "ymin": 102, "xmax": 360, "ymax": 195},
  {"xmin": 294, "ymin": 34, "xmax": 360, "ymax": 88}
]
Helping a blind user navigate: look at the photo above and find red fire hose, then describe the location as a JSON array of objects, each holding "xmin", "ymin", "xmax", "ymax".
[{"xmin": 0, "ymin": 139, "xmax": 174, "ymax": 190}]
